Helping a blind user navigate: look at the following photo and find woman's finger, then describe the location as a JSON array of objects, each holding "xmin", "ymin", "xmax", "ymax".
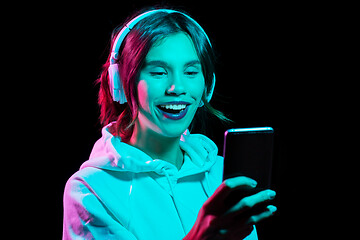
[
  {"xmin": 213, "ymin": 225, "xmax": 254, "ymax": 240},
  {"xmin": 224, "ymin": 176, "xmax": 258, "ymax": 189},
  {"xmin": 204, "ymin": 176, "xmax": 258, "ymax": 214},
  {"xmin": 211, "ymin": 189, "xmax": 276, "ymax": 228},
  {"xmin": 246, "ymin": 205, "xmax": 277, "ymax": 225},
  {"xmin": 215, "ymin": 205, "xmax": 277, "ymax": 238},
  {"xmin": 225, "ymin": 189, "xmax": 276, "ymax": 215}
]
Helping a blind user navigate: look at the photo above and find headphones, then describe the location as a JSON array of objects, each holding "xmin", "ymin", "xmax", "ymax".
[{"xmin": 108, "ymin": 9, "xmax": 216, "ymax": 104}]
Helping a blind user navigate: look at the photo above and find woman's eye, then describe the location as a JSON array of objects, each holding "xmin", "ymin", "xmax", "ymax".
[
  {"xmin": 184, "ymin": 66, "xmax": 200, "ymax": 76},
  {"xmin": 150, "ymin": 72, "xmax": 167, "ymax": 76},
  {"xmin": 149, "ymin": 67, "xmax": 167, "ymax": 77},
  {"xmin": 185, "ymin": 71, "xmax": 199, "ymax": 76}
]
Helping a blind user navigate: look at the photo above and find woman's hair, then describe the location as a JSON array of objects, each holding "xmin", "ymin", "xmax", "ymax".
[{"xmin": 97, "ymin": 7, "xmax": 230, "ymax": 142}]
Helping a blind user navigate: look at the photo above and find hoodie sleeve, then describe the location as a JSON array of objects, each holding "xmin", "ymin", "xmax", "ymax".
[{"xmin": 62, "ymin": 176, "xmax": 137, "ymax": 240}]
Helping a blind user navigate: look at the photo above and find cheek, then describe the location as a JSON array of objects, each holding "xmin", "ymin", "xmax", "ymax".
[
  {"xmin": 189, "ymin": 77, "xmax": 206, "ymax": 100},
  {"xmin": 137, "ymin": 80, "xmax": 150, "ymax": 111}
]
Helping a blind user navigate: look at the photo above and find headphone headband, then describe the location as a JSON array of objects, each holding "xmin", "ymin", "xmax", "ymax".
[{"xmin": 108, "ymin": 9, "xmax": 215, "ymax": 104}]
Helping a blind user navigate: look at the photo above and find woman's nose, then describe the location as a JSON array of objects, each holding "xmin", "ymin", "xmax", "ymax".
[{"xmin": 165, "ymin": 74, "xmax": 186, "ymax": 96}]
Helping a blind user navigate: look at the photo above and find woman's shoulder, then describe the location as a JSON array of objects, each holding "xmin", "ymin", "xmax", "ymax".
[
  {"xmin": 182, "ymin": 131, "xmax": 219, "ymax": 153},
  {"xmin": 64, "ymin": 166, "xmax": 134, "ymax": 202}
]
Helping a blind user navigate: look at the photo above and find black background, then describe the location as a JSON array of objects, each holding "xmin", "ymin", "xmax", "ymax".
[{"xmin": 15, "ymin": 0, "xmax": 340, "ymax": 239}]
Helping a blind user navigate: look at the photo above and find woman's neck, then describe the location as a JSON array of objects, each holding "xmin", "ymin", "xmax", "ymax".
[{"xmin": 128, "ymin": 121, "xmax": 184, "ymax": 170}]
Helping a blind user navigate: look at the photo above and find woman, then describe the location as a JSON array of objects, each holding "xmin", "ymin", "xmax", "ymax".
[{"xmin": 63, "ymin": 7, "xmax": 277, "ymax": 240}]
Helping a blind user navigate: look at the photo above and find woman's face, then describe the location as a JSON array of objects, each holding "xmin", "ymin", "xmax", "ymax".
[{"xmin": 136, "ymin": 32, "xmax": 205, "ymax": 138}]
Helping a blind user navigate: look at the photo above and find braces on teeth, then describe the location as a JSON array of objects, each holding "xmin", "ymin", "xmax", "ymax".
[
  {"xmin": 159, "ymin": 104, "xmax": 187, "ymax": 110},
  {"xmin": 158, "ymin": 104, "xmax": 188, "ymax": 113}
]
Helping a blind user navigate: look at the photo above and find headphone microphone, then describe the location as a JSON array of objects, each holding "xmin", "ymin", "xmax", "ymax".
[{"xmin": 108, "ymin": 9, "xmax": 216, "ymax": 104}]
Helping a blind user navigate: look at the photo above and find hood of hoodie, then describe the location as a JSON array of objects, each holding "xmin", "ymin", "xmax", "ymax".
[
  {"xmin": 80, "ymin": 122, "xmax": 220, "ymax": 179},
  {"xmin": 63, "ymin": 124, "xmax": 257, "ymax": 239}
]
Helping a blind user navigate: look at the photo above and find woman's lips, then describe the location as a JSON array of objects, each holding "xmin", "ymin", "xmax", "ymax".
[{"xmin": 156, "ymin": 101, "xmax": 190, "ymax": 120}]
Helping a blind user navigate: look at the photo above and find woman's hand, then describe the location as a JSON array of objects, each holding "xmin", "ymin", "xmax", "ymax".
[{"xmin": 184, "ymin": 176, "xmax": 277, "ymax": 240}]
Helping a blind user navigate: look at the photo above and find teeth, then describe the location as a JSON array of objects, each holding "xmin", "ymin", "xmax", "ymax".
[{"xmin": 159, "ymin": 104, "xmax": 187, "ymax": 110}]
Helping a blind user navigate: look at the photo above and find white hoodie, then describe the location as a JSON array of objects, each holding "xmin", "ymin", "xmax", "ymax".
[{"xmin": 63, "ymin": 123, "xmax": 258, "ymax": 239}]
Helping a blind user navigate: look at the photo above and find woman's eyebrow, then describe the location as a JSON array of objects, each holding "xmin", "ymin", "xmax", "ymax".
[
  {"xmin": 144, "ymin": 60, "xmax": 201, "ymax": 68},
  {"xmin": 184, "ymin": 60, "xmax": 201, "ymax": 67},
  {"xmin": 144, "ymin": 60, "xmax": 169, "ymax": 68}
]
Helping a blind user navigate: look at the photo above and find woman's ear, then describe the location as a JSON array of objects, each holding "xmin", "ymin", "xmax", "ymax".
[
  {"xmin": 199, "ymin": 100, "xmax": 204, "ymax": 107},
  {"xmin": 199, "ymin": 93, "xmax": 206, "ymax": 107}
]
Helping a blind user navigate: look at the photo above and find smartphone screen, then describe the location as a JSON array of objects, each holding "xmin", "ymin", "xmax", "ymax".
[{"xmin": 223, "ymin": 127, "xmax": 274, "ymax": 189}]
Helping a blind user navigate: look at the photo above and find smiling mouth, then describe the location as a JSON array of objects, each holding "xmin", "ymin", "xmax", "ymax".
[
  {"xmin": 156, "ymin": 102, "xmax": 191, "ymax": 120},
  {"xmin": 157, "ymin": 104, "xmax": 188, "ymax": 114}
]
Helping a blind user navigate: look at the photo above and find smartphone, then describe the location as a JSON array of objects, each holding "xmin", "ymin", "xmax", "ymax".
[{"xmin": 223, "ymin": 127, "xmax": 274, "ymax": 189}]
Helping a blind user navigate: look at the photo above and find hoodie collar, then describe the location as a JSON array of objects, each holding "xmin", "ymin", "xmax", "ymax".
[{"xmin": 81, "ymin": 122, "xmax": 219, "ymax": 178}]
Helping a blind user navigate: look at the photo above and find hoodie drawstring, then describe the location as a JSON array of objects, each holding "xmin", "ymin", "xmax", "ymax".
[
  {"xmin": 202, "ymin": 171, "xmax": 211, "ymax": 198},
  {"xmin": 161, "ymin": 167, "xmax": 187, "ymax": 236}
]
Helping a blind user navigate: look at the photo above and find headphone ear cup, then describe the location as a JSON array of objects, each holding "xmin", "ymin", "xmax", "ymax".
[{"xmin": 108, "ymin": 64, "xmax": 127, "ymax": 104}]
